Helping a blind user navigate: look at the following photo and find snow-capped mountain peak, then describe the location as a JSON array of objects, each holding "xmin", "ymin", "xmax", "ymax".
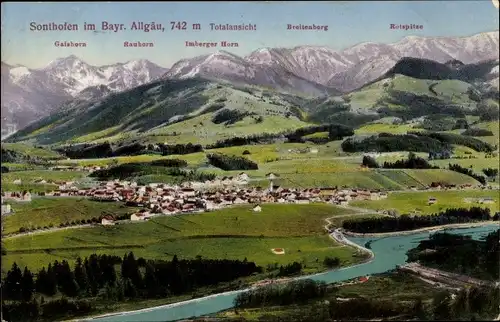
[{"xmin": 2, "ymin": 56, "xmax": 169, "ymax": 137}]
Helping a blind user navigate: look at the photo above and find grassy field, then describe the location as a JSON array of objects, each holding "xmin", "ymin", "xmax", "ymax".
[
  {"xmin": 429, "ymin": 155, "xmax": 499, "ymax": 175},
  {"xmin": 355, "ymin": 123, "xmax": 422, "ymax": 135},
  {"xmin": 1, "ymin": 143, "xmax": 64, "ymax": 160},
  {"xmin": 248, "ymin": 169, "xmax": 478, "ymax": 190},
  {"xmin": 55, "ymin": 142, "xmax": 349, "ymax": 168},
  {"xmin": 2, "ymin": 204, "xmax": 360, "ymax": 274},
  {"xmin": 2, "ymin": 197, "xmax": 138, "ymax": 234},
  {"xmin": 350, "ymin": 190, "xmax": 499, "ymax": 214},
  {"xmin": 1, "ymin": 170, "xmax": 88, "ymax": 192},
  {"xmin": 473, "ymin": 121, "xmax": 500, "ymax": 146}
]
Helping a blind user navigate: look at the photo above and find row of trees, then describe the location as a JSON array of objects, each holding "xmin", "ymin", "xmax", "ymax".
[
  {"xmin": 211, "ymin": 108, "xmax": 256, "ymax": 125},
  {"xmin": 2, "ymin": 298, "xmax": 93, "ymax": 322},
  {"xmin": 234, "ymin": 279, "xmax": 328, "ymax": 308},
  {"xmin": 342, "ymin": 133, "xmax": 449, "ymax": 153},
  {"xmin": 419, "ymin": 116, "xmax": 469, "ymax": 132},
  {"xmin": 2, "ymin": 252, "xmax": 262, "ymax": 320},
  {"xmin": 409, "ymin": 131, "xmax": 494, "ymax": 153},
  {"xmin": 462, "ymin": 128, "xmax": 495, "ymax": 137},
  {"xmin": 448, "ymin": 163, "xmax": 487, "ymax": 185},
  {"xmin": 483, "ymin": 167, "xmax": 499, "ymax": 178},
  {"xmin": 233, "ymin": 276, "xmax": 500, "ymax": 321},
  {"xmin": 342, "ymin": 131, "xmax": 494, "ymax": 154},
  {"xmin": 90, "ymin": 161, "xmax": 215, "ymax": 183},
  {"xmin": 207, "ymin": 153, "xmax": 258, "ymax": 170},
  {"xmin": 205, "ymin": 123, "xmax": 354, "ymax": 149},
  {"xmin": 17, "ymin": 213, "xmax": 134, "ymax": 233},
  {"xmin": 362, "ymin": 152, "xmax": 439, "ymax": 169},
  {"xmin": 342, "ymin": 207, "xmax": 495, "ymax": 234},
  {"xmin": 407, "ymin": 229, "xmax": 500, "ymax": 281},
  {"xmin": 57, "ymin": 142, "xmax": 204, "ymax": 159}
]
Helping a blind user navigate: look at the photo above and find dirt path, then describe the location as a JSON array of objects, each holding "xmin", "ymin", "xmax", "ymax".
[
  {"xmin": 3, "ymin": 224, "xmax": 95, "ymax": 239},
  {"xmin": 399, "ymin": 262, "xmax": 497, "ymax": 288}
]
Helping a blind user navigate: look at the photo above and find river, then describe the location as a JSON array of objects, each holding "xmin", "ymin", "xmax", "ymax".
[{"xmin": 89, "ymin": 224, "xmax": 499, "ymax": 322}]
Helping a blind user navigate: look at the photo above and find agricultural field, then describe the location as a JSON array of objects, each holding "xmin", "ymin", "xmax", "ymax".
[
  {"xmin": 2, "ymin": 204, "xmax": 360, "ymax": 274},
  {"xmin": 1, "ymin": 143, "xmax": 64, "ymax": 160},
  {"xmin": 355, "ymin": 123, "xmax": 421, "ymax": 135},
  {"xmin": 2, "ymin": 197, "xmax": 138, "ymax": 235},
  {"xmin": 350, "ymin": 190, "xmax": 499, "ymax": 214},
  {"xmin": 1, "ymin": 170, "xmax": 88, "ymax": 193},
  {"xmin": 429, "ymin": 155, "xmax": 499, "ymax": 176}
]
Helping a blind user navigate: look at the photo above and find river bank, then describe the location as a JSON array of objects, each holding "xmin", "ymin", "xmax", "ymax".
[
  {"xmin": 342, "ymin": 221, "xmax": 498, "ymax": 238},
  {"xmin": 84, "ymin": 224, "xmax": 499, "ymax": 322}
]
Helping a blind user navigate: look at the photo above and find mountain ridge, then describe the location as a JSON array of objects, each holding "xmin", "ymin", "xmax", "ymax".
[{"xmin": 2, "ymin": 30, "xmax": 498, "ymax": 138}]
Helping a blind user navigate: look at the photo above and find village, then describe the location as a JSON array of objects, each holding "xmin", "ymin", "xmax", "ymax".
[{"xmin": 0, "ymin": 171, "xmax": 491, "ymax": 226}]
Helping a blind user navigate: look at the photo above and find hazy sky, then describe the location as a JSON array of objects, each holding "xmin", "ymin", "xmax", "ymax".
[{"xmin": 1, "ymin": 1, "xmax": 499, "ymax": 69}]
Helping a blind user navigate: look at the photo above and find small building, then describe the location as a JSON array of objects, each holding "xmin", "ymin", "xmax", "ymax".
[
  {"xmin": 13, "ymin": 179, "xmax": 22, "ymax": 184},
  {"xmin": 237, "ymin": 172, "xmax": 249, "ymax": 182},
  {"xmin": 265, "ymin": 173, "xmax": 278, "ymax": 180},
  {"xmin": 21, "ymin": 191, "xmax": 32, "ymax": 202},
  {"xmin": 131, "ymin": 213, "xmax": 146, "ymax": 221},
  {"xmin": 1, "ymin": 204, "xmax": 12, "ymax": 215},
  {"xmin": 101, "ymin": 215, "xmax": 115, "ymax": 226},
  {"xmin": 480, "ymin": 198, "xmax": 495, "ymax": 204},
  {"xmin": 428, "ymin": 197, "xmax": 437, "ymax": 205},
  {"xmin": 253, "ymin": 205, "xmax": 262, "ymax": 212}
]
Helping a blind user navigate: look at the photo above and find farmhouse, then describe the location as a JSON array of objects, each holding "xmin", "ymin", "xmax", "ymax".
[
  {"xmin": 253, "ymin": 205, "xmax": 262, "ymax": 212},
  {"xmin": 101, "ymin": 215, "xmax": 115, "ymax": 226},
  {"xmin": 428, "ymin": 197, "xmax": 437, "ymax": 205}
]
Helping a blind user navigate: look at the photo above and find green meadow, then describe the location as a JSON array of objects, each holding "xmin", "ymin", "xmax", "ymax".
[
  {"xmin": 2, "ymin": 197, "xmax": 137, "ymax": 235},
  {"xmin": 350, "ymin": 190, "xmax": 499, "ymax": 214},
  {"xmin": 2, "ymin": 204, "xmax": 362, "ymax": 274}
]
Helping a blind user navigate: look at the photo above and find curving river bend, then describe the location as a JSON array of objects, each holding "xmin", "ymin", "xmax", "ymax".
[{"xmin": 89, "ymin": 224, "xmax": 499, "ymax": 322}]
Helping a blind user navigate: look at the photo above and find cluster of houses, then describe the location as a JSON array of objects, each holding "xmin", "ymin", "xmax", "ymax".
[
  {"xmin": 30, "ymin": 178, "xmax": 390, "ymax": 225},
  {"xmin": 49, "ymin": 165, "xmax": 108, "ymax": 173},
  {"xmin": 1, "ymin": 191, "xmax": 32, "ymax": 215}
]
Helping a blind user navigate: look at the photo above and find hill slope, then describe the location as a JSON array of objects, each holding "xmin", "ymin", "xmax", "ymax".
[{"xmin": 6, "ymin": 78, "xmax": 311, "ymax": 146}]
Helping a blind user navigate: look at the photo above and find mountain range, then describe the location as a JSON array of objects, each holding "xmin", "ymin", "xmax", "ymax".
[
  {"xmin": 1, "ymin": 57, "xmax": 169, "ymax": 138},
  {"xmin": 1, "ymin": 30, "xmax": 499, "ymax": 138}
]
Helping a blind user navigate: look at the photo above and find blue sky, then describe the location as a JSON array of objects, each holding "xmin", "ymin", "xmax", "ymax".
[{"xmin": 1, "ymin": 1, "xmax": 498, "ymax": 68}]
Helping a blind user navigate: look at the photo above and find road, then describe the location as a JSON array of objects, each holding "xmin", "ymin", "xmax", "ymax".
[
  {"xmin": 399, "ymin": 262, "xmax": 498, "ymax": 288},
  {"xmin": 3, "ymin": 224, "xmax": 94, "ymax": 239}
]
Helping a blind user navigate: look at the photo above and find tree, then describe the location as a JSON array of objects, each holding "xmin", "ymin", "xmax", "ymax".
[
  {"xmin": 483, "ymin": 168, "xmax": 498, "ymax": 178},
  {"xmin": 45, "ymin": 265, "xmax": 58, "ymax": 296},
  {"xmin": 432, "ymin": 291, "xmax": 453, "ymax": 320},
  {"xmin": 21, "ymin": 267, "xmax": 34, "ymax": 302},
  {"xmin": 74, "ymin": 257, "xmax": 89, "ymax": 294},
  {"xmin": 362, "ymin": 155, "xmax": 379, "ymax": 168},
  {"xmin": 144, "ymin": 263, "xmax": 159, "ymax": 297},
  {"xmin": 4, "ymin": 263, "xmax": 23, "ymax": 300}
]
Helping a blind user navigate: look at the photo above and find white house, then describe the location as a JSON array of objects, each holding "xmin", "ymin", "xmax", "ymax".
[
  {"xmin": 131, "ymin": 213, "xmax": 147, "ymax": 221},
  {"xmin": 21, "ymin": 191, "xmax": 32, "ymax": 202},
  {"xmin": 253, "ymin": 205, "xmax": 262, "ymax": 212},
  {"xmin": 237, "ymin": 173, "xmax": 249, "ymax": 182},
  {"xmin": 101, "ymin": 216, "xmax": 115, "ymax": 225},
  {"xmin": 1, "ymin": 204, "xmax": 12, "ymax": 215},
  {"xmin": 428, "ymin": 197, "xmax": 437, "ymax": 205},
  {"xmin": 13, "ymin": 179, "xmax": 22, "ymax": 184}
]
